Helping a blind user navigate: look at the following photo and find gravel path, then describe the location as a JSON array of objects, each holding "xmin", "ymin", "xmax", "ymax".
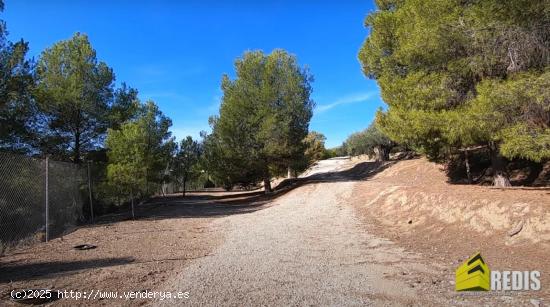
[{"xmin": 157, "ymin": 159, "xmax": 438, "ymax": 306}]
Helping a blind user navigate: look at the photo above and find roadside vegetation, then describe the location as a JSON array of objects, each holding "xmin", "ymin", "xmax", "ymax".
[
  {"xmin": 201, "ymin": 50, "xmax": 318, "ymax": 192},
  {"xmin": 1, "ymin": 0, "xmax": 548, "ymax": 219},
  {"xmin": 358, "ymin": 0, "xmax": 549, "ymax": 187},
  {"xmin": 0, "ymin": 0, "xmax": 332, "ymax": 219},
  {"xmin": 338, "ymin": 122, "xmax": 396, "ymax": 162},
  {"xmin": 0, "ymin": 1, "xmax": 549, "ymax": 303}
]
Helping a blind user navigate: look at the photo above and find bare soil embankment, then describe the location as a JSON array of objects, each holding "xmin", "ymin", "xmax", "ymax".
[
  {"xmin": 1, "ymin": 157, "xmax": 548, "ymax": 306},
  {"xmin": 352, "ymin": 157, "xmax": 550, "ymax": 302}
]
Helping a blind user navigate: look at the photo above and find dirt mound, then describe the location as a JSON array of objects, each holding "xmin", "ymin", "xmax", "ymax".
[
  {"xmin": 374, "ymin": 157, "xmax": 448, "ymax": 186},
  {"xmin": 352, "ymin": 157, "xmax": 550, "ymax": 301},
  {"xmin": 356, "ymin": 158, "xmax": 550, "ymax": 246}
]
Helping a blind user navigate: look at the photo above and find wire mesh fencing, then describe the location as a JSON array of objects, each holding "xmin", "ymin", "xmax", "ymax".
[
  {"xmin": 0, "ymin": 152, "xmax": 216, "ymax": 254},
  {"xmin": 47, "ymin": 158, "xmax": 86, "ymax": 239},
  {"xmin": 0, "ymin": 152, "xmax": 87, "ymax": 254}
]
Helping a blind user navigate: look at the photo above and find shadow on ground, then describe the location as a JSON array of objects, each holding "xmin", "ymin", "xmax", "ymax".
[
  {"xmin": 94, "ymin": 160, "xmax": 396, "ymax": 222},
  {"xmin": 0, "ymin": 159, "xmax": 394, "ymax": 286},
  {"xmin": 282, "ymin": 160, "xmax": 395, "ymax": 187},
  {"xmin": 0, "ymin": 257, "xmax": 135, "ymax": 283}
]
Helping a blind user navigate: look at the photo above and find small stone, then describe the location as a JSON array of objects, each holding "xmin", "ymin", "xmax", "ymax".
[
  {"xmin": 407, "ymin": 219, "xmax": 413, "ymax": 224},
  {"xmin": 508, "ymin": 220, "xmax": 524, "ymax": 237}
]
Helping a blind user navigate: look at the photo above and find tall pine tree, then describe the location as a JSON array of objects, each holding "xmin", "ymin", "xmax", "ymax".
[
  {"xmin": 204, "ymin": 50, "xmax": 314, "ymax": 192},
  {"xmin": 360, "ymin": 0, "xmax": 549, "ymax": 186},
  {"xmin": 0, "ymin": 0, "xmax": 36, "ymax": 153},
  {"xmin": 36, "ymin": 33, "xmax": 115, "ymax": 162}
]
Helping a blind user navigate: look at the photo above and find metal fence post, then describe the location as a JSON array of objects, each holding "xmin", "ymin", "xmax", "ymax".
[
  {"xmin": 44, "ymin": 156, "xmax": 49, "ymax": 242},
  {"xmin": 87, "ymin": 161, "xmax": 94, "ymax": 223},
  {"xmin": 130, "ymin": 189, "xmax": 135, "ymax": 219}
]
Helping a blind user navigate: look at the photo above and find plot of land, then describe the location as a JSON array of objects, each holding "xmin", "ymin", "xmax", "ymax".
[
  {"xmin": 1, "ymin": 157, "xmax": 548, "ymax": 306},
  {"xmin": 0, "ymin": 191, "xmax": 271, "ymax": 306}
]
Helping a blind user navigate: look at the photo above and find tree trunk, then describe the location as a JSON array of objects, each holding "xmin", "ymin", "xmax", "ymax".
[
  {"xmin": 182, "ymin": 177, "xmax": 187, "ymax": 197},
  {"xmin": 263, "ymin": 177, "xmax": 272, "ymax": 194},
  {"xmin": 145, "ymin": 168, "xmax": 149, "ymax": 195},
  {"xmin": 74, "ymin": 130, "xmax": 81, "ymax": 163},
  {"xmin": 464, "ymin": 150, "xmax": 472, "ymax": 184},
  {"xmin": 374, "ymin": 145, "xmax": 389, "ymax": 162},
  {"xmin": 523, "ymin": 161, "xmax": 543, "ymax": 185},
  {"xmin": 130, "ymin": 189, "xmax": 135, "ymax": 219},
  {"xmin": 287, "ymin": 166, "xmax": 293, "ymax": 179},
  {"xmin": 490, "ymin": 143, "xmax": 511, "ymax": 187}
]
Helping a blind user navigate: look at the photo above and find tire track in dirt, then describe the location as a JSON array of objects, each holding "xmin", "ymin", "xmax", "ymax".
[{"xmin": 158, "ymin": 160, "xmax": 446, "ymax": 306}]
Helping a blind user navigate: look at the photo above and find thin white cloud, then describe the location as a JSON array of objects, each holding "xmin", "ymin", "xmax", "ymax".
[{"xmin": 315, "ymin": 92, "xmax": 376, "ymax": 113}]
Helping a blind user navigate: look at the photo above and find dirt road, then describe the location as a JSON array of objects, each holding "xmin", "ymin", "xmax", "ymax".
[
  {"xmin": 158, "ymin": 159, "xmax": 453, "ymax": 306},
  {"xmin": 2, "ymin": 158, "xmax": 545, "ymax": 306}
]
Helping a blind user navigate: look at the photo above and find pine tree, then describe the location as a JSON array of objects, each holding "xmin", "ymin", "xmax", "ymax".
[
  {"xmin": 36, "ymin": 33, "xmax": 115, "ymax": 163},
  {"xmin": 106, "ymin": 101, "xmax": 175, "ymax": 198},
  {"xmin": 0, "ymin": 1, "xmax": 36, "ymax": 153},
  {"xmin": 173, "ymin": 136, "xmax": 202, "ymax": 196},
  {"xmin": 343, "ymin": 122, "xmax": 394, "ymax": 161},
  {"xmin": 360, "ymin": 0, "xmax": 549, "ymax": 186},
  {"xmin": 204, "ymin": 50, "xmax": 314, "ymax": 192}
]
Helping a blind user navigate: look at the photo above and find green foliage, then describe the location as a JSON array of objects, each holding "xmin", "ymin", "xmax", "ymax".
[
  {"xmin": 360, "ymin": 0, "xmax": 549, "ymax": 176},
  {"xmin": 459, "ymin": 71, "xmax": 550, "ymax": 163},
  {"xmin": 0, "ymin": 3, "xmax": 36, "ymax": 153},
  {"xmin": 109, "ymin": 83, "xmax": 141, "ymax": 130},
  {"xmin": 291, "ymin": 131, "xmax": 328, "ymax": 173},
  {"xmin": 105, "ymin": 101, "xmax": 175, "ymax": 197},
  {"xmin": 0, "ymin": 2, "xmax": 178, "ymax": 214},
  {"xmin": 106, "ymin": 122, "xmax": 147, "ymax": 196},
  {"xmin": 322, "ymin": 148, "xmax": 338, "ymax": 159},
  {"xmin": 32, "ymin": 33, "xmax": 142, "ymax": 163},
  {"xmin": 204, "ymin": 49, "xmax": 314, "ymax": 190},
  {"xmin": 332, "ymin": 145, "xmax": 347, "ymax": 157},
  {"xmin": 173, "ymin": 136, "xmax": 202, "ymax": 195},
  {"xmin": 304, "ymin": 131, "xmax": 327, "ymax": 162},
  {"xmin": 343, "ymin": 122, "xmax": 394, "ymax": 160},
  {"xmin": 1, "ymin": 5, "xmax": 141, "ymax": 160},
  {"xmin": 202, "ymin": 116, "xmax": 261, "ymax": 189},
  {"xmin": 35, "ymin": 33, "xmax": 115, "ymax": 162}
]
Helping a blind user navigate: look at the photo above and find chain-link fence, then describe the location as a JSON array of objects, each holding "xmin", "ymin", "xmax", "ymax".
[
  {"xmin": 0, "ymin": 152, "xmax": 218, "ymax": 254},
  {"xmin": 0, "ymin": 152, "xmax": 87, "ymax": 254}
]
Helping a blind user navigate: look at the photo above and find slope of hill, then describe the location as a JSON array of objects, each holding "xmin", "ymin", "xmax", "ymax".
[
  {"xmin": 355, "ymin": 157, "xmax": 550, "ymax": 245},
  {"xmin": 351, "ymin": 157, "xmax": 550, "ymax": 302}
]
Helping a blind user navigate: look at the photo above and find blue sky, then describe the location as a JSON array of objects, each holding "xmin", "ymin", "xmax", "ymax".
[{"xmin": 3, "ymin": 0, "xmax": 384, "ymax": 148}]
